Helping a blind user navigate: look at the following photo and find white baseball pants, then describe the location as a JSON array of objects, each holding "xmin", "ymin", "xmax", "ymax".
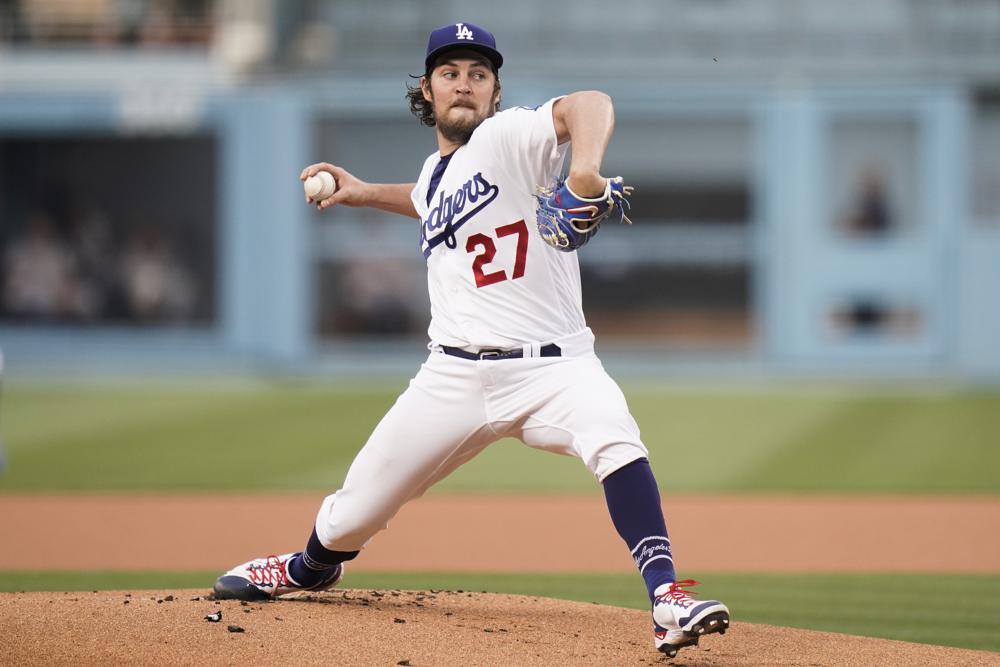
[{"xmin": 314, "ymin": 328, "xmax": 648, "ymax": 552}]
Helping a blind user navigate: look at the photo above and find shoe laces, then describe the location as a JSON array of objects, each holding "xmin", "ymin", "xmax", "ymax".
[
  {"xmin": 655, "ymin": 579, "xmax": 701, "ymax": 608},
  {"xmin": 247, "ymin": 555, "xmax": 290, "ymax": 587}
]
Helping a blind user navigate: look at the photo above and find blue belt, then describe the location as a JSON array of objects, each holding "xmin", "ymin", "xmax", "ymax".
[{"xmin": 440, "ymin": 343, "xmax": 562, "ymax": 361}]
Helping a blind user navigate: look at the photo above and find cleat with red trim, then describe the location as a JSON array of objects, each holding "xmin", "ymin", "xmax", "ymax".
[
  {"xmin": 213, "ymin": 553, "xmax": 344, "ymax": 601},
  {"xmin": 652, "ymin": 579, "xmax": 729, "ymax": 656}
]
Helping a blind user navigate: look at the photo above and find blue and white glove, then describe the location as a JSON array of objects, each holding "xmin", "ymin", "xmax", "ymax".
[{"xmin": 534, "ymin": 176, "xmax": 633, "ymax": 252}]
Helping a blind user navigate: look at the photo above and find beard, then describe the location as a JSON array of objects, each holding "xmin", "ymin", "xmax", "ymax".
[{"xmin": 436, "ymin": 103, "xmax": 492, "ymax": 145}]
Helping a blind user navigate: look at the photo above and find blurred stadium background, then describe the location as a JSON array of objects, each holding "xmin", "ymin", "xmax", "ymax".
[
  {"xmin": 1, "ymin": 2, "xmax": 999, "ymax": 653},
  {"xmin": 0, "ymin": 0, "xmax": 998, "ymax": 379}
]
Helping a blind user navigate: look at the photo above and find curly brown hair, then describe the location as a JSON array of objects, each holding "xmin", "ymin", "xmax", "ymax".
[
  {"xmin": 405, "ymin": 78, "xmax": 438, "ymax": 127},
  {"xmin": 405, "ymin": 69, "xmax": 502, "ymax": 128}
]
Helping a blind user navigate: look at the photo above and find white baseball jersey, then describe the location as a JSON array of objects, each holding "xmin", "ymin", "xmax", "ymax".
[{"xmin": 410, "ymin": 97, "xmax": 585, "ymax": 351}]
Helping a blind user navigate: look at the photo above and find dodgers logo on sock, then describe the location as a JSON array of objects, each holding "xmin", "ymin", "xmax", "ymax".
[{"xmin": 632, "ymin": 536, "xmax": 673, "ymax": 573}]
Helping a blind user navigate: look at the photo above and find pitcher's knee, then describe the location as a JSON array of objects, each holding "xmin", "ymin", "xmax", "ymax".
[
  {"xmin": 312, "ymin": 491, "xmax": 388, "ymax": 551},
  {"xmin": 588, "ymin": 441, "xmax": 649, "ymax": 482}
]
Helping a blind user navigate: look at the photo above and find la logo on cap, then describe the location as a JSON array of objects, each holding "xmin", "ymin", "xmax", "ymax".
[{"xmin": 424, "ymin": 21, "xmax": 502, "ymax": 71}]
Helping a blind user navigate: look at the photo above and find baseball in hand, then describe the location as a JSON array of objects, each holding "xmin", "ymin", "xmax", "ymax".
[{"xmin": 304, "ymin": 171, "xmax": 337, "ymax": 200}]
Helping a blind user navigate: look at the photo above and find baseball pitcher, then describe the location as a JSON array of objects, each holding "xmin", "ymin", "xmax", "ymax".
[{"xmin": 214, "ymin": 22, "xmax": 730, "ymax": 658}]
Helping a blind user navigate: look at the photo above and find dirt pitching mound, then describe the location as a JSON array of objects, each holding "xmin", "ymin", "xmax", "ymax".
[{"xmin": 2, "ymin": 589, "xmax": 997, "ymax": 666}]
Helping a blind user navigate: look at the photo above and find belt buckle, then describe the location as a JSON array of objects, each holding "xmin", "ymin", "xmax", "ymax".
[{"xmin": 478, "ymin": 349, "xmax": 502, "ymax": 360}]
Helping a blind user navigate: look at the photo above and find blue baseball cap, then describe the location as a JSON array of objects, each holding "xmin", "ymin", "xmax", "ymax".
[{"xmin": 424, "ymin": 22, "xmax": 503, "ymax": 73}]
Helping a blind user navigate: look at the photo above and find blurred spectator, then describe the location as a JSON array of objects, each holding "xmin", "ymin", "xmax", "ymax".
[
  {"xmin": 0, "ymin": 0, "xmax": 23, "ymax": 41},
  {"xmin": 3, "ymin": 0, "xmax": 213, "ymax": 46},
  {"xmin": 338, "ymin": 255, "xmax": 416, "ymax": 335},
  {"xmin": 830, "ymin": 297, "xmax": 921, "ymax": 340},
  {"xmin": 1, "ymin": 213, "xmax": 204, "ymax": 325},
  {"xmin": 68, "ymin": 203, "xmax": 117, "ymax": 320},
  {"xmin": 95, "ymin": 0, "xmax": 155, "ymax": 45},
  {"xmin": 142, "ymin": 0, "xmax": 212, "ymax": 45},
  {"xmin": 121, "ymin": 226, "xmax": 196, "ymax": 322},
  {"xmin": 843, "ymin": 166, "xmax": 894, "ymax": 237},
  {"xmin": 2, "ymin": 211, "xmax": 79, "ymax": 320},
  {"xmin": 333, "ymin": 214, "xmax": 420, "ymax": 335}
]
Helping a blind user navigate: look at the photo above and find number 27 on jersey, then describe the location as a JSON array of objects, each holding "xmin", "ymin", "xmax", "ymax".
[{"xmin": 465, "ymin": 219, "xmax": 529, "ymax": 288}]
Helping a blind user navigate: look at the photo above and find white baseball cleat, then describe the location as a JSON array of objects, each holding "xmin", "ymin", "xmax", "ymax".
[
  {"xmin": 213, "ymin": 552, "xmax": 344, "ymax": 601},
  {"xmin": 652, "ymin": 579, "xmax": 730, "ymax": 658}
]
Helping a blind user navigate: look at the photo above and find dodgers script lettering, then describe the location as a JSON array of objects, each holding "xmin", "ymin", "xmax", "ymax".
[{"xmin": 421, "ymin": 172, "xmax": 500, "ymax": 255}]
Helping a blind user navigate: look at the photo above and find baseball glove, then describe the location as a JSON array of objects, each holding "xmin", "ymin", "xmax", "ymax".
[{"xmin": 534, "ymin": 176, "xmax": 633, "ymax": 252}]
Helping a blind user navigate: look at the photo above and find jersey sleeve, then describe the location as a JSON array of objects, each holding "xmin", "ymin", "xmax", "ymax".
[
  {"xmin": 410, "ymin": 152, "xmax": 439, "ymax": 219},
  {"xmin": 484, "ymin": 96, "xmax": 568, "ymax": 195}
]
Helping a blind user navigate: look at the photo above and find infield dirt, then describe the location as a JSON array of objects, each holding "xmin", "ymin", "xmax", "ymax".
[
  {"xmin": 3, "ymin": 493, "xmax": 999, "ymax": 572},
  {"xmin": 3, "ymin": 588, "xmax": 1000, "ymax": 666}
]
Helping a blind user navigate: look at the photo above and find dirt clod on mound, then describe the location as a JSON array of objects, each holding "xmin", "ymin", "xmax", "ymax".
[{"xmin": 2, "ymin": 588, "xmax": 998, "ymax": 666}]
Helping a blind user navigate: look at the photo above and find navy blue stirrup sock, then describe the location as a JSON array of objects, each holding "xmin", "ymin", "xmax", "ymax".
[
  {"xmin": 602, "ymin": 458, "xmax": 676, "ymax": 601},
  {"xmin": 287, "ymin": 529, "xmax": 359, "ymax": 587}
]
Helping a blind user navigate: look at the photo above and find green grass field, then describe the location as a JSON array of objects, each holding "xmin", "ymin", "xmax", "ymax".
[
  {"xmin": 2, "ymin": 381, "xmax": 998, "ymax": 493},
  {"xmin": 1, "ymin": 380, "xmax": 998, "ymax": 653}
]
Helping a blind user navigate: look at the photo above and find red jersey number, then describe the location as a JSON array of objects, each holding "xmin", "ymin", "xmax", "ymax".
[{"xmin": 466, "ymin": 219, "xmax": 529, "ymax": 288}]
